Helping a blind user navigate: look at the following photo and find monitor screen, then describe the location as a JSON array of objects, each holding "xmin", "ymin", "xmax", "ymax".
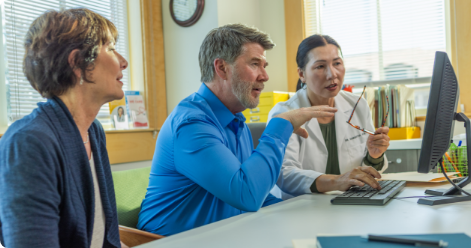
[{"xmin": 417, "ymin": 51, "xmax": 459, "ymax": 173}]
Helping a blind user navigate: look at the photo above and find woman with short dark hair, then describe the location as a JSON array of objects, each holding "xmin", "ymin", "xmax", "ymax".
[{"xmin": 0, "ymin": 8, "xmax": 128, "ymax": 248}]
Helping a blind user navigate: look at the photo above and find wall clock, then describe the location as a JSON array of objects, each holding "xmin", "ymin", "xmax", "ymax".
[{"xmin": 170, "ymin": 0, "xmax": 205, "ymax": 27}]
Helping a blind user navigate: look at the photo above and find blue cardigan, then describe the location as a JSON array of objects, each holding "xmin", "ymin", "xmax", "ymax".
[{"xmin": 0, "ymin": 97, "xmax": 120, "ymax": 248}]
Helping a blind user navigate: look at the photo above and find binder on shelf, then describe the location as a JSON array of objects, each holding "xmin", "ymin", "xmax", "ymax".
[
  {"xmin": 364, "ymin": 87, "xmax": 376, "ymax": 126},
  {"xmin": 366, "ymin": 85, "xmax": 416, "ymax": 128},
  {"xmin": 397, "ymin": 84, "xmax": 415, "ymax": 127},
  {"xmin": 360, "ymin": 85, "xmax": 418, "ymax": 139}
]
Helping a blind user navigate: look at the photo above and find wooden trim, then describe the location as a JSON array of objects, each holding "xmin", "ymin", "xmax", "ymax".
[
  {"xmin": 450, "ymin": 0, "xmax": 471, "ymax": 114},
  {"xmin": 104, "ymin": 0, "xmax": 168, "ymax": 164},
  {"xmin": 415, "ymin": 114, "xmax": 471, "ymax": 122},
  {"xmin": 416, "ymin": 116, "xmax": 426, "ymax": 122},
  {"xmin": 141, "ymin": 0, "xmax": 168, "ymax": 129},
  {"xmin": 119, "ymin": 225, "xmax": 164, "ymax": 247},
  {"xmin": 106, "ymin": 130, "xmax": 157, "ymax": 164},
  {"xmin": 0, "ymin": 2, "xmax": 168, "ymax": 164},
  {"xmin": 284, "ymin": 0, "xmax": 305, "ymax": 93},
  {"xmin": 105, "ymin": 128, "xmax": 159, "ymax": 134},
  {"xmin": 0, "ymin": 126, "xmax": 7, "ymax": 138},
  {"xmin": 0, "ymin": 127, "xmax": 157, "ymax": 162}
]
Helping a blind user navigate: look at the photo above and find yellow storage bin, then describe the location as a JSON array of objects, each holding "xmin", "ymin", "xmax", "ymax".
[
  {"xmin": 388, "ymin": 127, "xmax": 421, "ymax": 140},
  {"xmin": 258, "ymin": 91, "xmax": 290, "ymax": 106},
  {"xmin": 242, "ymin": 91, "xmax": 289, "ymax": 123},
  {"xmin": 247, "ymin": 114, "xmax": 268, "ymax": 123},
  {"xmin": 243, "ymin": 106, "xmax": 273, "ymax": 115}
]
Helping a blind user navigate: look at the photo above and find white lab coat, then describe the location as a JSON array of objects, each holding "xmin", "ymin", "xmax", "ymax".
[{"xmin": 268, "ymin": 87, "xmax": 388, "ymax": 200}]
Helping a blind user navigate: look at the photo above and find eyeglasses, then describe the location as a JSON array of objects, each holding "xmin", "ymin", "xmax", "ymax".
[{"xmin": 346, "ymin": 86, "xmax": 389, "ymax": 135}]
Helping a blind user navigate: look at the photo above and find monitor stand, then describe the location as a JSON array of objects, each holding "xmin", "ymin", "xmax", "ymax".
[{"xmin": 418, "ymin": 113, "xmax": 471, "ymax": 206}]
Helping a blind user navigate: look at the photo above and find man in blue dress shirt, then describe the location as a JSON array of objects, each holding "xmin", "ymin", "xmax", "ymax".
[{"xmin": 137, "ymin": 24, "xmax": 337, "ymax": 236}]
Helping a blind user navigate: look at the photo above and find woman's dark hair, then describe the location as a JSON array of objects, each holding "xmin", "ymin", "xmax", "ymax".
[
  {"xmin": 23, "ymin": 8, "xmax": 119, "ymax": 98},
  {"xmin": 295, "ymin": 34, "xmax": 342, "ymax": 91}
]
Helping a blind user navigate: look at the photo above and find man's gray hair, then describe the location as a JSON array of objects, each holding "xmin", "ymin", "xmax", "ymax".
[{"xmin": 199, "ymin": 23, "xmax": 275, "ymax": 83}]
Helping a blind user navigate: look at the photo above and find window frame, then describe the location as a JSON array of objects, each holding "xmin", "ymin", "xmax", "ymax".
[
  {"xmin": 0, "ymin": 1, "xmax": 8, "ymax": 129},
  {"xmin": 1, "ymin": 0, "xmax": 131, "ymax": 124},
  {"xmin": 0, "ymin": 0, "xmax": 168, "ymax": 165},
  {"xmin": 285, "ymin": 0, "xmax": 452, "ymax": 117}
]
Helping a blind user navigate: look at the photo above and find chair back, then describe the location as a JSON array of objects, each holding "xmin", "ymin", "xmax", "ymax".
[
  {"xmin": 247, "ymin": 122, "xmax": 266, "ymax": 148},
  {"xmin": 112, "ymin": 166, "xmax": 151, "ymax": 228}
]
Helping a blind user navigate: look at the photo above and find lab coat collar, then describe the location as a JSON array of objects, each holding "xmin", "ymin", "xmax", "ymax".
[
  {"xmin": 334, "ymin": 91, "xmax": 355, "ymax": 158},
  {"xmin": 298, "ymin": 88, "xmax": 354, "ymax": 161},
  {"xmin": 297, "ymin": 88, "xmax": 326, "ymax": 152}
]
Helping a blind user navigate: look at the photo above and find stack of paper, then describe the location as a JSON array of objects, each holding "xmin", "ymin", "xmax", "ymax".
[{"xmin": 380, "ymin": 171, "xmax": 460, "ymax": 183}]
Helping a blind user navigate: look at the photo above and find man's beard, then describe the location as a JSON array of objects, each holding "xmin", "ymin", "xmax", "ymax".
[{"xmin": 231, "ymin": 71, "xmax": 260, "ymax": 109}]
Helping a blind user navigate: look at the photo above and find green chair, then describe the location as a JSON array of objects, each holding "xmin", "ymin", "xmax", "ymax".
[{"xmin": 112, "ymin": 167, "xmax": 164, "ymax": 247}]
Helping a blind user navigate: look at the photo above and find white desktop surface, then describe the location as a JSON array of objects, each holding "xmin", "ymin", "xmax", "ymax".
[{"xmin": 137, "ymin": 183, "xmax": 471, "ymax": 248}]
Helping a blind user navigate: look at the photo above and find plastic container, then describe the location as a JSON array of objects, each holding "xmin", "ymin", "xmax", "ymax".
[{"xmin": 438, "ymin": 143, "xmax": 468, "ymax": 177}]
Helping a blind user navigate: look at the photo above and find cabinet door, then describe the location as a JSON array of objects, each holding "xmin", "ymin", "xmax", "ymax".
[{"xmin": 383, "ymin": 150, "xmax": 419, "ymax": 173}]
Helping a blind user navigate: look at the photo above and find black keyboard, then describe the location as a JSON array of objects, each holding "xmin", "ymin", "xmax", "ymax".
[{"xmin": 331, "ymin": 180, "xmax": 406, "ymax": 205}]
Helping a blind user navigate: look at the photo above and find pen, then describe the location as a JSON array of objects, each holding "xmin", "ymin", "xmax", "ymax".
[{"xmin": 365, "ymin": 234, "xmax": 448, "ymax": 247}]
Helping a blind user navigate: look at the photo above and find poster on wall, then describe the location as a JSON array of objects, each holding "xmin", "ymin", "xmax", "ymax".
[
  {"xmin": 125, "ymin": 91, "xmax": 149, "ymax": 128},
  {"xmin": 109, "ymin": 97, "xmax": 129, "ymax": 130}
]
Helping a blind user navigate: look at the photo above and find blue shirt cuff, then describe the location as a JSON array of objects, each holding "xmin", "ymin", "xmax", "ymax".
[{"xmin": 263, "ymin": 117, "xmax": 293, "ymax": 145}]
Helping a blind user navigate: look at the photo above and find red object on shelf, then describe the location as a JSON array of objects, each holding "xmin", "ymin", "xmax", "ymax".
[{"xmin": 343, "ymin": 84, "xmax": 354, "ymax": 92}]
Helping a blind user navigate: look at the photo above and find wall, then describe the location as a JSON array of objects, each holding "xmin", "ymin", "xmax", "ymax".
[
  {"xmin": 259, "ymin": 0, "xmax": 288, "ymax": 93},
  {"xmin": 115, "ymin": 0, "xmax": 289, "ymax": 170},
  {"xmin": 161, "ymin": 0, "xmax": 219, "ymax": 113},
  {"xmin": 217, "ymin": 0, "xmax": 261, "ymax": 26},
  {"xmin": 217, "ymin": 0, "xmax": 288, "ymax": 93},
  {"xmin": 163, "ymin": 0, "xmax": 288, "ymax": 113},
  {"xmin": 128, "ymin": 0, "xmax": 145, "ymax": 92}
]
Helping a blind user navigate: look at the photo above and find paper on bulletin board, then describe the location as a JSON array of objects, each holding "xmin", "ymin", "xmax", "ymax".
[{"xmin": 380, "ymin": 172, "xmax": 460, "ymax": 182}]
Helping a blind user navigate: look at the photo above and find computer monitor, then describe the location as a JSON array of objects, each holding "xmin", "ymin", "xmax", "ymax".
[{"xmin": 417, "ymin": 51, "xmax": 471, "ymax": 205}]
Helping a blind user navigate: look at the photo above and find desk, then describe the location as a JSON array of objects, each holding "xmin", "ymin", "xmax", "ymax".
[{"xmin": 137, "ymin": 183, "xmax": 471, "ymax": 248}]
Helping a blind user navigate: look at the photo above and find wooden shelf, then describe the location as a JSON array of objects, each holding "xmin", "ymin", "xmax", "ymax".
[
  {"xmin": 415, "ymin": 113, "xmax": 471, "ymax": 122},
  {"xmin": 104, "ymin": 128, "xmax": 159, "ymax": 134},
  {"xmin": 416, "ymin": 116, "xmax": 426, "ymax": 122}
]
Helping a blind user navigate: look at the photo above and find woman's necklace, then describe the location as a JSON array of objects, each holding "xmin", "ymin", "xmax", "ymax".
[{"xmin": 83, "ymin": 132, "xmax": 89, "ymax": 144}]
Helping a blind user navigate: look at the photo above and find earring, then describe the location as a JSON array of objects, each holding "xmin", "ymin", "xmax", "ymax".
[{"xmin": 80, "ymin": 78, "xmax": 83, "ymax": 85}]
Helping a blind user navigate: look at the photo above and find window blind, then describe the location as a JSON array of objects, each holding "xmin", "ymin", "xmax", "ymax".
[
  {"xmin": 304, "ymin": 0, "xmax": 446, "ymax": 85},
  {"xmin": 3, "ymin": 0, "xmax": 129, "ymax": 123}
]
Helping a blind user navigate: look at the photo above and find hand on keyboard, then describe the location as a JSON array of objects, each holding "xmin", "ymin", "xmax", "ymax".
[{"xmin": 316, "ymin": 166, "xmax": 382, "ymax": 192}]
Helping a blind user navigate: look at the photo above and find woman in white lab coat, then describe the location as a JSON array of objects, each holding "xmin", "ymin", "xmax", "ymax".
[{"xmin": 269, "ymin": 35, "xmax": 390, "ymax": 199}]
